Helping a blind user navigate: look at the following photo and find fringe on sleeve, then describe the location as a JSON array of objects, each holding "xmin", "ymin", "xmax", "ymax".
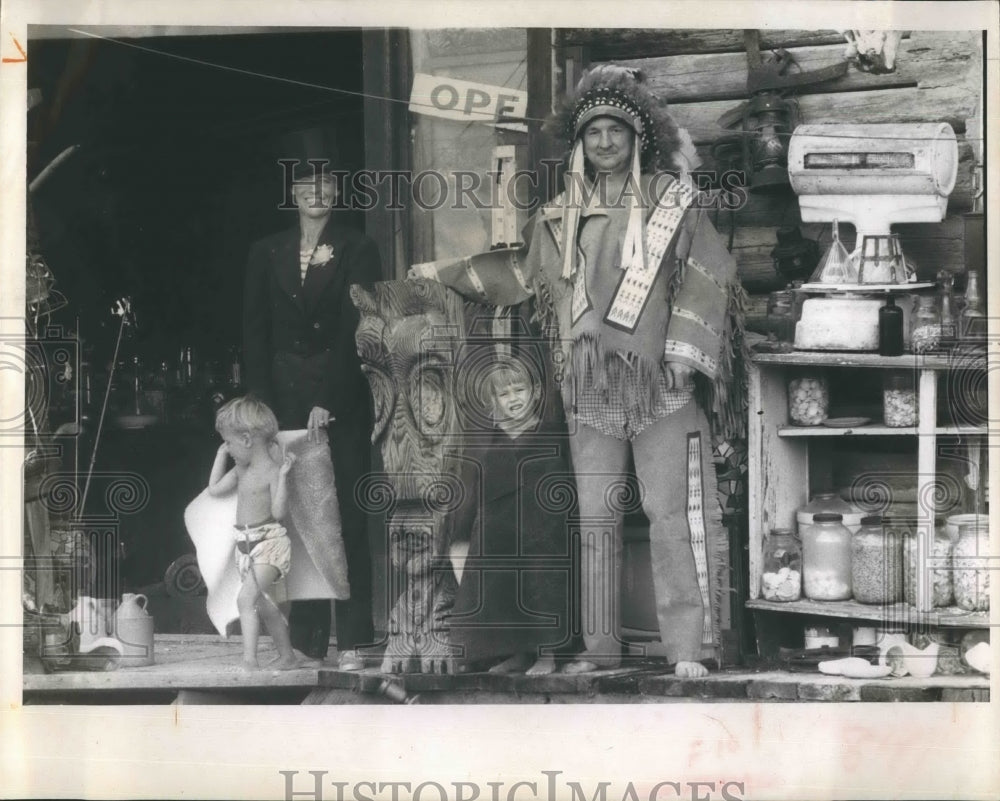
[{"xmin": 697, "ymin": 278, "xmax": 751, "ymax": 443}]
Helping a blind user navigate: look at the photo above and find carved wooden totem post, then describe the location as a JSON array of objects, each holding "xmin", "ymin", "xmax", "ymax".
[{"xmin": 351, "ymin": 280, "xmax": 468, "ymax": 673}]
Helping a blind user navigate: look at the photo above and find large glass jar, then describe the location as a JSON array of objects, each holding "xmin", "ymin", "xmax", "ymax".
[
  {"xmin": 945, "ymin": 513, "xmax": 989, "ymax": 544},
  {"xmin": 883, "ymin": 371, "xmax": 917, "ymax": 427},
  {"xmin": 903, "ymin": 520, "xmax": 953, "ymax": 607},
  {"xmin": 909, "ymin": 294, "xmax": 941, "ymax": 353},
  {"xmin": 788, "ymin": 374, "xmax": 828, "ymax": 426},
  {"xmin": 851, "ymin": 516, "xmax": 902, "ymax": 604},
  {"xmin": 761, "ymin": 528, "xmax": 802, "ymax": 601},
  {"xmin": 953, "ymin": 522, "xmax": 990, "ymax": 611},
  {"xmin": 797, "ymin": 491, "xmax": 865, "ymax": 534},
  {"xmin": 801, "ymin": 512, "xmax": 853, "ymax": 600}
]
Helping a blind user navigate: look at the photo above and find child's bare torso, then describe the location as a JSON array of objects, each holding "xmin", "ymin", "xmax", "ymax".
[{"xmin": 235, "ymin": 456, "xmax": 280, "ymax": 525}]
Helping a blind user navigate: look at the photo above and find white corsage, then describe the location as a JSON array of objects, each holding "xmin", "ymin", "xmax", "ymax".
[{"xmin": 310, "ymin": 244, "xmax": 335, "ymax": 266}]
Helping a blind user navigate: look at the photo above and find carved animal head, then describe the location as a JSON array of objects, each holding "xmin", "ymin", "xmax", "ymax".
[{"xmin": 352, "ymin": 280, "xmax": 466, "ymax": 501}]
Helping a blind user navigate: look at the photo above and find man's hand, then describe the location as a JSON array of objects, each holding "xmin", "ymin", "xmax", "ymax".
[
  {"xmin": 666, "ymin": 362, "xmax": 695, "ymax": 390},
  {"xmin": 307, "ymin": 406, "xmax": 334, "ymax": 442},
  {"xmin": 407, "ymin": 264, "xmax": 438, "ymax": 281}
]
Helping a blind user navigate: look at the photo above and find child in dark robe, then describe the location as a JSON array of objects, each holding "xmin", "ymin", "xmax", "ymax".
[{"xmin": 446, "ymin": 356, "xmax": 573, "ymax": 675}]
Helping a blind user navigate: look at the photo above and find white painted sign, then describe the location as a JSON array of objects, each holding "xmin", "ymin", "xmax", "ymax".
[
  {"xmin": 409, "ymin": 73, "xmax": 527, "ymax": 129},
  {"xmin": 491, "ymin": 145, "xmax": 521, "ymax": 247}
]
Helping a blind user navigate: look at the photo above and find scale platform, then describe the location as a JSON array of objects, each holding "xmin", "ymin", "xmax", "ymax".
[{"xmin": 799, "ymin": 282, "xmax": 935, "ymax": 293}]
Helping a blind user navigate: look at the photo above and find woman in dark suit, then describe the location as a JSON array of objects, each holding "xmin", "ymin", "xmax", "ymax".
[{"xmin": 242, "ymin": 159, "xmax": 381, "ymax": 669}]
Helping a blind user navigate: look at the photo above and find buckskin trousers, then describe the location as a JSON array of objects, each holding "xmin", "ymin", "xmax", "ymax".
[{"xmin": 569, "ymin": 397, "xmax": 719, "ymax": 667}]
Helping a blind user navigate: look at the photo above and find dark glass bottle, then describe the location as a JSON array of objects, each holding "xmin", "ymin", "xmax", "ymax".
[{"xmin": 879, "ymin": 295, "xmax": 904, "ymax": 356}]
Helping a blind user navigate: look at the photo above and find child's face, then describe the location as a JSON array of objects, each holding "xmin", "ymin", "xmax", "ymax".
[
  {"xmin": 221, "ymin": 430, "xmax": 253, "ymax": 465},
  {"xmin": 494, "ymin": 380, "xmax": 533, "ymax": 422}
]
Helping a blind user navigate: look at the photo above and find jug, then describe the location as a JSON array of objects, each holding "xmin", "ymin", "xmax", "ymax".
[
  {"xmin": 67, "ymin": 596, "xmax": 123, "ymax": 668},
  {"xmin": 115, "ymin": 593, "xmax": 155, "ymax": 667}
]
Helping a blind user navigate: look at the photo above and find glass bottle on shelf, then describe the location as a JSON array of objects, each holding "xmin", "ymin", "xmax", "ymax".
[
  {"xmin": 761, "ymin": 528, "xmax": 802, "ymax": 601},
  {"xmin": 131, "ymin": 355, "xmax": 144, "ymax": 416},
  {"xmin": 910, "ymin": 295, "xmax": 941, "ymax": 353},
  {"xmin": 883, "ymin": 371, "xmax": 917, "ymax": 427},
  {"xmin": 937, "ymin": 270, "xmax": 957, "ymax": 341},
  {"xmin": 229, "ymin": 346, "xmax": 242, "ymax": 388},
  {"xmin": 787, "ymin": 373, "xmax": 828, "ymax": 426},
  {"xmin": 851, "ymin": 516, "xmax": 902, "ymax": 604},
  {"xmin": 960, "ymin": 269, "xmax": 985, "ymax": 341},
  {"xmin": 878, "ymin": 295, "xmax": 904, "ymax": 356},
  {"xmin": 801, "ymin": 512, "xmax": 853, "ymax": 601}
]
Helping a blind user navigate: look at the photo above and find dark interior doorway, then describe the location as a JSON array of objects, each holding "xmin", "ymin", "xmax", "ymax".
[
  {"xmin": 29, "ymin": 29, "xmax": 367, "ymax": 366},
  {"xmin": 26, "ymin": 29, "xmax": 377, "ymax": 609}
]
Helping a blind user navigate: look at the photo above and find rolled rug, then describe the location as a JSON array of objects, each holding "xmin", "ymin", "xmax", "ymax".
[{"xmin": 184, "ymin": 429, "xmax": 350, "ymax": 636}]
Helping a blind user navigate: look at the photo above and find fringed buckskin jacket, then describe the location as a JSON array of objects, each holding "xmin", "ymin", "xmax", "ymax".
[{"xmin": 413, "ymin": 174, "xmax": 748, "ymax": 441}]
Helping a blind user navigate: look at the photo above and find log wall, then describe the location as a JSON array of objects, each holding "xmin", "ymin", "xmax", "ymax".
[{"xmin": 555, "ymin": 29, "xmax": 984, "ymax": 311}]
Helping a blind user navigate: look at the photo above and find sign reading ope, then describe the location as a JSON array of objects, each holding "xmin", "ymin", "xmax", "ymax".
[{"xmin": 409, "ymin": 73, "xmax": 527, "ymax": 130}]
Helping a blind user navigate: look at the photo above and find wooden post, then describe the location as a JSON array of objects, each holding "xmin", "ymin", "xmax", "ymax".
[
  {"xmin": 362, "ymin": 29, "xmax": 413, "ymax": 279},
  {"xmin": 526, "ymin": 28, "xmax": 560, "ymax": 208},
  {"xmin": 915, "ymin": 367, "xmax": 938, "ymax": 613}
]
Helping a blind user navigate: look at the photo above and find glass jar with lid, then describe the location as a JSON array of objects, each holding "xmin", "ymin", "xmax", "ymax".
[
  {"xmin": 903, "ymin": 519, "xmax": 953, "ymax": 607},
  {"xmin": 787, "ymin": 373, "xmax": 828, "ymax": 426},
  {"xmin": 801, "ymin": 512, "xmax": 853, "ymax": 601},
  {"xmin": 761, "ymin": 528, "xmax": 802, "ymax": 601},
  {"xmin": 766, "ymin": 290, "xmax": 795, "ymax": 343},
  {"xmin": 883, "ymin": 371, "xmax": 917, "ymax": 427},
  {"xmin": 910, "ymin": 294, "xmax": 941, "ymax": 353},
  {"xmin": 953, "ymin": 521, "xmax": 990, "ymax": 611},
  {"xmin": 851, "ymin": 516, "xmax": 902, "ymax": 604},
  {"xmin": 797, "ymin": 491, "xmax": 864, "ymax": 534}
]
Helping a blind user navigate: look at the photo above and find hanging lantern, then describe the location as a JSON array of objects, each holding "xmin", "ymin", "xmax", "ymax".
[
  {"xmin": 742, "ymin": 92, "xmax": 799, "ymax": 192},
  {"xmin": 710, "ymin": 133, "xmax": 747, "ymax": 188}
]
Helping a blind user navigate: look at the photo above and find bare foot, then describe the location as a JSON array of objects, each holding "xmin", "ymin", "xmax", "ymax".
[
  {"xmin": 271, "ymin": 654, "xmax": 303, "ymax": 671},
  {"xmin": 488, "ymin": 653, "xmax": 532, "ymax": 674},
  {"xmin": 675, "ymin": 660, "xmax": 709, "ymax": 678},
  {"xmin": 561, "ymin": 659, "xmax": 600, "ymax": 675},
  {"xmin": 263, "ymin": 652, "xmax": 321, "ymax": 669},
  {"xmin": 525, "ymin": 655, "xmax": 556, "ymax": 676},
  {"xmin": 240, "ymin": 658, "xmax": 259, "ymax": 672}
]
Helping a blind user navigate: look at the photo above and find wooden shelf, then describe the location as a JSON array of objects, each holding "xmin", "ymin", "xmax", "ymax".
[
  {"xmin": 779, "ymin": 425, "xmax": 913, "ymax": 437},
  {"xmin": 746, "ymin": 598, "xmax": 989, "ymax": 628},
  {"xmin": 752, "ymin": 351, "xmax": 986, "ymax": 370},
  {"xmin": 777, "ymin": 424, "xmax": 989, "ymax": 437},
  {"xmin": 938, "ymin": 425, "xmax": 992, "ymax": 436},
  {"xmin": 748, "ymin": 342, "xmax": 990, "ymax": 640}
]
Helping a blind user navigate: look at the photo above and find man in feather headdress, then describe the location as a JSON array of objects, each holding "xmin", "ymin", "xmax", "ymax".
[{"xmin": 413, "ymin": 65, "xmax": 747, "ymax": 677}]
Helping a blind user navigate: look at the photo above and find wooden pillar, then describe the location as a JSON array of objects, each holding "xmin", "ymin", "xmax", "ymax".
[
  {"xmin": 526, "ymin": 28, "xmax": 561, "ymax": 208},
  {"xmin": 362, "ymin": 29, "xmax": 413, "ymax": 280}
]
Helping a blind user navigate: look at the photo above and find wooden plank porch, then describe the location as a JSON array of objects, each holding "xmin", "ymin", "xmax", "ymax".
[{"xmin": 22, "ymin": 634, "xmax": 989, "ymax": 705}]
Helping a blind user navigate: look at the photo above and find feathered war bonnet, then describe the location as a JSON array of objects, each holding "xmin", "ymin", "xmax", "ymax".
[{"xmin": 548, "ymin": 65, "xmax": 700, "ymax": 280}]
